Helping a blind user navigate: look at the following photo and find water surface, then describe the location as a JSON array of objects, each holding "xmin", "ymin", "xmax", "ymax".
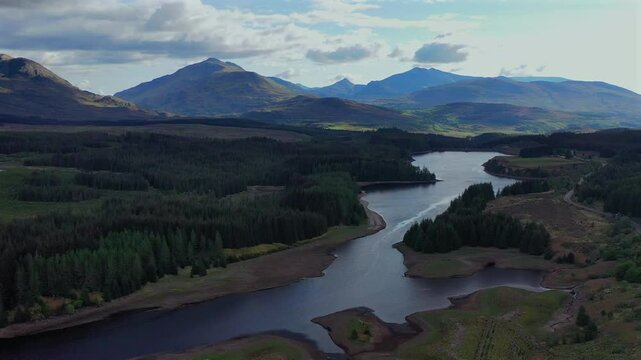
[{"xmin": 0, "ymin": 152, "xmax": 546, "ymax": 359}]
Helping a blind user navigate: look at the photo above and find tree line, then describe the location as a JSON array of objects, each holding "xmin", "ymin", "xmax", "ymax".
[
  {"xmin": 16, "ymin": 170, "xmax": 101, "ymax": 202},
  {"xmin": 499, "ymin": 180, "xmax": 550, "ymax": 197},
  {"xmin": 403, "ymin": 183, "xmax": 550, "ymax": 255},
  {"xmin": 576, "ymin": 152, "xmax": 641, "ymax": 217}
]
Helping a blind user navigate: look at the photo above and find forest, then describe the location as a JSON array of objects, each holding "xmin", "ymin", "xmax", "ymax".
[
  {"xmin": 575, "ymin": 152, "xmax": 641, "ymax": 217},
  {"xmin": 0, "ymin": 128, "xmax": 440, "ymax": 325},
  {"xmin": 403, "ymin": 183, "xmax": 550, "ymax": 255},
  {"xmin": 481, "ymin": 129, "xmax": 641, "ymax": 158},
  {"xmin": 499, "ymin": 180, "xmax": 550, "ymax": 196}
]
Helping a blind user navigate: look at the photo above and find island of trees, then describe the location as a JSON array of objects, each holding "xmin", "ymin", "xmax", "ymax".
[{"xmin": 403, "ymin": 183, "xmax": 550, "ymax": 255}]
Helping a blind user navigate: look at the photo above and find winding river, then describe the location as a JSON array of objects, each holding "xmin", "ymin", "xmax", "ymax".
[{"xmin": 0, "ymin": 152, "xmax": 547, "ymax": 359}]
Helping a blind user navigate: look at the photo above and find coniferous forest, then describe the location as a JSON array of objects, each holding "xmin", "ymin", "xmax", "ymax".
[
  {"xmin": 403, "ymin": 183, "xmax": 550, "ymax": 255},
  {"xmin": 575, "ymin": 152, "xmax": 641, "ymax": 217},
  {"xmin": 0, "ymin": 129, "xmax": 442, "ymax": 324}
]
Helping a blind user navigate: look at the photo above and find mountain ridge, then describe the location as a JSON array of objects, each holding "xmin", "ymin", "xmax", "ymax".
[{"xmin": 0, "ymin": 54, "xmax": 149, "ymax": 121}]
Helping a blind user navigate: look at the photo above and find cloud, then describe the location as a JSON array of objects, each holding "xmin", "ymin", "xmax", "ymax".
[
  {"xmin": 388, "ymin": 47, "xmax": 404, "ymax": 58},
  {"xmin": 0, "ymin": 0, "xmax": 72, "ymax": 7},
  {"xmin": 274, "ymin": 68, "xmax": 300, "ymax": 79},
  {"xmin": 0, "ymin": 0, "xmax": 484, "ymax": 70},
  {"xmin": 413, "ymin": 42, "xmax": 468, "ymax": 63},
  {"xmin": 499, "ymin": 64, "xmax": 528, "ymax": 76},
  {"xmin": 329, "ymin": 74, "xmax": 355, "ymax": 83},
  {"xmin": 536, "ymin": 65, "xmax": 546, "ymax": 73},
  {"xmin": 435, "ymin": 32, "xmax": 453, "ymax": 39},
  {"xmin": 424, "ymin": 0, "xmax": 453, "ymax": 4},
  {"xmin": 306, "ymin": 44, "xmax": 375, "ymax": 64}
]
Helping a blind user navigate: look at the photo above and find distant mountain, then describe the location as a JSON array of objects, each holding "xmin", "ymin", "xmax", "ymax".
[
  {"xmin": 307, "ymin": 68, "xmax": 475, "ymax": 100},
  {"xmin": 355, "ymin": 68, "xmax": 476, "ymax": 100},
  {"xmin": 116, "ymin": 58, "xmax": 302, "ymax": 116},
  {"xmin": 243, "ymin": 95, "xmax": 418, "ymax": 130},
  {"xmin": 383, "ymin": 77, "xmax": 641, "ymax": 116},
  {"xmin": 309, "ymin": 78, "xmax": 365, "ymax": 98},
  {"xmin": 0, "ymin": 54, "xmax": 148, "ymax": 121},
  {"xmin": 409, "ymin": 102, "xmax": 625, "ymax": 136}
]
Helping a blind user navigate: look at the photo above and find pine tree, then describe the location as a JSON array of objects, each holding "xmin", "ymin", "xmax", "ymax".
[
  {"xmin": 15, "ymin": 262, "xmax": 30, "ymax": 305},
  {"xmin": 0, "ymin": 286, "xmax": 7, "ymax": 327},
  {"xmin": 576, "ymin": 306, "xmax": 590, "ymax": 327},
  {"xmin": 214, "ymin": 231, "xmax": 226, "ymax": 268}
]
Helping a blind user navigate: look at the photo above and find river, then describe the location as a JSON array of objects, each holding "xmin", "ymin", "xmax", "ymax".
[{"xmin": 0, "ymin": 151, "xmax": 547, "ymax": 359}]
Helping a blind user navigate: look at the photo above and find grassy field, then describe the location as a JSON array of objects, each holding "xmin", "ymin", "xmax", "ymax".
[
  {"xmin": 0, "ymin": 166, "xmax": 103, "ymax": 219},
  {"xmin": 142, "ymin": 335, "xmax": 324, "ymax": 360},
  {"xmin": 496, "ymin": 156, "xmax": 584, "ymax": 169},
  {"xmin": 394, "ymin": 287, "xmax": 567, "ymax": 360},
  {"xmin": 548, "ymin": 278, "xmax": 641, "ymax": 359},
  {"xmin": 190, "ymin": 339, "xmax": 306, "ymax": 360},
  {"xmin": 487, "ymin": 191, "xmax": 609, "ymax": 264},
  {"xmin": 398, "ymin": 244, "xmax": 557, "ymax": 278},
  {"xmin": 484, "ymin": 155, "xmax": 600, "ymax": 190}
]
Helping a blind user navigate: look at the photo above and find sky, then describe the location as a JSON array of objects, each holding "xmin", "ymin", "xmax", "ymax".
[{"xmin": 0, "ymin": 0, "xmax": 639, "ymax": 95}]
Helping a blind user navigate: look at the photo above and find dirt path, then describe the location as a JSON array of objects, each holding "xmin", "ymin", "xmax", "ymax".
[
  {"xmin": 0, "ymin": 198, "xmax": 386, "ymax": 339},
  {"xmin": 547, "ymin": 287, "xmax": 581, "ymax": 332},
  {"xmin": 563, "ymin": 189, "xmax": 641, "ymax": 233}
]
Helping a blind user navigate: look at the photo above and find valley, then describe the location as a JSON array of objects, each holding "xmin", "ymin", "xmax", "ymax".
[{"xmin": 0, "ymin": 11, "xmax": 639, "ymax": 359}]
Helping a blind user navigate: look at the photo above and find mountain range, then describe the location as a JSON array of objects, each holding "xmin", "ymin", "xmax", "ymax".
[
  {"xmin": 0, "ymin": 54, "xmax": 149, "ymax": 121},
  {"xmin": 308, "ymin": 67, "xmax": 475, "ymax": 100},
  {"xmin": 382, "ymin": 76, "xmax": 641, "ymax": 115},
  {"xmin": 2, "ymin": 54, "xmax": 640, "ymax": 134}
]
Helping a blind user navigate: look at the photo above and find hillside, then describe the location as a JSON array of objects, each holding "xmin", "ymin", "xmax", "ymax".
[
  {"xmin": 384, "ymin": 77, "xmax": 641, "ymax": 116},
  {"xmin": 408, "ymin": 102, "xmax": 624, "ymax": 136},
  {"xmin": 0, "ymin": 54, "xmax": 148, "ymax": 121},
  {"xmin": 243, "ymin": 95, "xmax": 419, "ymax": 130},
  {"xmin": 115, "ymin": 58, "xmax": 301, "ymax": 116}
]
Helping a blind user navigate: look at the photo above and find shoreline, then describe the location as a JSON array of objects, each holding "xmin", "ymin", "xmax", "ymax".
[
  {"xmin": 482, "ymin": 166, "xmax": 547, "ymax": 180},
  {"xmin": 0, "ymin": 197, "xmax": 386, "ymax": 339},
  {"xmin": 394, "ymin": 242, "xmax": 571, "ymax": 289},
  {"xmin": 357, "ymin": 180, "xmax": 438, "ymax": 188}
]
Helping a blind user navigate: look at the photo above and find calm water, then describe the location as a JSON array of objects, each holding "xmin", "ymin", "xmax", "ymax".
[{"xmin": 0, "ymin": 152, "xmax": 547, "ymax": 359}]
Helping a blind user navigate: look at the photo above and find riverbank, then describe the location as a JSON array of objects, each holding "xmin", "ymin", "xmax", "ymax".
[
  {"xmin": 309, "ymin": 287, "xmax": 568, "ymax": 360},
  {"xmin": 133, "ymin": 334, "xmax": 326, "ymax": 360},
  {"xmin": 357, "ymin": 180, "xmax": 437, "ymax": 188},
  {"xmin": 0, "ymin": 197, "xmax": 386, "ymax": 339}
]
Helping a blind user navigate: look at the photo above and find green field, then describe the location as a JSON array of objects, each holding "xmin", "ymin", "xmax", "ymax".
[
  {"xmin": 191, "ymin": 338, "xmax": 313, "ymax": 360},
  {"xmin": 0, "ymin": 123, "xmax": 310, "ymax": 142},
  {"xmin": 0, "ymin": 164, "xmax": 153, "ymax": 220},
  {"xmin": 0, "ymin": 166, "xmax": 102, "ymax": 219},
  {"xmin": 495, "ymin": 156, "xmax": 584, "ymax": 169},
  {"xmin": 398, "ymin": 287, "xmax": 567, "ymax": 360}
]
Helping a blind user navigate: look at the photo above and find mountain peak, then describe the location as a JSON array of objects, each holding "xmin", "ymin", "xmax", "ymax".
[
  {"xmin": 335, "ymin": 78, "xmax": 354, "ymax": 85},
  {"xmin": 0, "ymin": 54, "xmax": 147, "ymax": 120},
  {"xmin": 0, "ymin": 55, "xmax": 71, "ymax": 86},
  {"xmin": 199, "ymin": 57, "xmax": 244, "ymax": 71}
]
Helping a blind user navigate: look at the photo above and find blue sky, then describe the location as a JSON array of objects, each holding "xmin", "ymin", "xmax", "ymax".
[{"xmin": 0, "ymin": 0, "xmax": 638, "ymax": 94}]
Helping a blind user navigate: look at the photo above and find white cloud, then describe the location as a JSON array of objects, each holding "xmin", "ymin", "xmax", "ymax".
[
  {"xmin": 274, "ymin": 68, "xmax": 300, "ymax": 79},
  {"xmin": 307, "ymin": 44, "xmax": 378, "ymax": 64},
  {"xmin": 413, "ymin": 42, "xmax": 468, "ymax": 63}
]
